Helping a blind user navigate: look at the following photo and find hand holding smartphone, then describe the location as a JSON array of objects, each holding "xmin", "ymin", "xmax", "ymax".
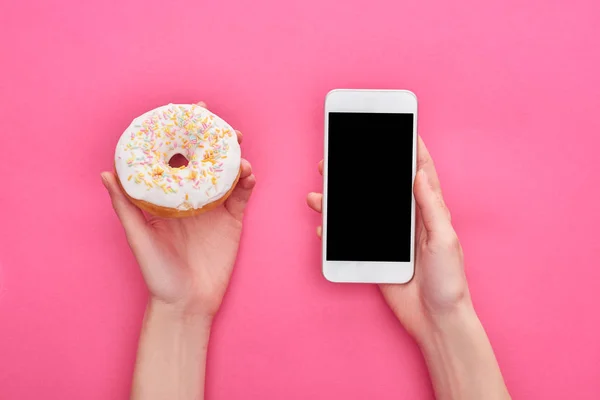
[{"xmin": 322, "ymin": 89, "xmax": 418, "ymax": 283}]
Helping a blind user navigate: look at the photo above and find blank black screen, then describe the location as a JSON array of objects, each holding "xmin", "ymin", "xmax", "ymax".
[{"xmin": 326, "ymin": 112, "xmax": 414, "ymax": 262}]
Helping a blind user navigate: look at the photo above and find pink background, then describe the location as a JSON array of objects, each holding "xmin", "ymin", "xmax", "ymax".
[{"xmin": 1, "ymin": 0, "xmax": 600, "ymax": 398}]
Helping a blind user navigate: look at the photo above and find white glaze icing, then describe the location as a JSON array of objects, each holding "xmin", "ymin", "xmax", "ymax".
[{"xmin": 114, "ymin": 104, "xmax": 241, "ymax": 211}]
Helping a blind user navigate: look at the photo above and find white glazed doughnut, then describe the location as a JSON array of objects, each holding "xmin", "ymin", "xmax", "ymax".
[{"xmin": 114, "ymin": 103, "xmax": 241, "ymax": 218}]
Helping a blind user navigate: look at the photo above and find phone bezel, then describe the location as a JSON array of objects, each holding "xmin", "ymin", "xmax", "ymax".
[{"xmin": 322, "ymin": 89, "xmax": 417, "ymax": 283}]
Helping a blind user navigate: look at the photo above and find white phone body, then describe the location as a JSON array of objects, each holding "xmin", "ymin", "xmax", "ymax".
[{"xmin": 322, "ymin": 89, "xmax": 417, "ymax": 284}]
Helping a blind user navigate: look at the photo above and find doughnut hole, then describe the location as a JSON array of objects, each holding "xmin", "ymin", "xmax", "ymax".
[{"xmin": 168, "ymin": 153, "xmax": 189, "ymax": 168}]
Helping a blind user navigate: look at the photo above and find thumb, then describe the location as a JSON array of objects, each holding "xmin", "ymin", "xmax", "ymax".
[
  {"xmin": 224, "ymin": 159, "xmax": 256, "ymax": 221},
  {"xmin": 414, "ymin": 169, "xmax": 453, "ymax": 239},
  {"xmin": 101, "ymin": 172, "xmax": 150, "ymax": 245}
]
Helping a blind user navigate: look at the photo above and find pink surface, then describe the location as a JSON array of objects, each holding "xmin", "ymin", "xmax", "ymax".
[{"xmin": 1, "ymin": 0, "xmax": 600, "ymax": 398}]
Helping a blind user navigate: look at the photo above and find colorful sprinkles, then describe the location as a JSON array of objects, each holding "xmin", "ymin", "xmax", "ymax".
[{"xmin": 120, "ymin": 104, "xmax": 234, "ymax": 198}]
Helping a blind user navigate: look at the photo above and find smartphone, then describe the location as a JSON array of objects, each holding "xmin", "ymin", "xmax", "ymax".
[{"xmin": 322, "ymin": 89, "xmax": 417, "ymax": 283}]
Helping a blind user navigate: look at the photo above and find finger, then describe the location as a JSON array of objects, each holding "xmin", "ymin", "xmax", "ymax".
[
  {"xmin": 306, "ymin": 192, "xmax": 323, "ymax": 213},
  {"xmin": 237, "ymin": 175, "xmax": 256, "ymax": 190},
  {"xmin": 318, "ymin": 160, "xmax": 323, "ymax": 175},
  {"xmin": 417, "ymin": 136, "xmax": 442, "ymax": 194},
  {"xmin": 317, "ymin": 226, "xmax": 322, "ymax": 238},
  {"xmin": 225, "ymin": 174, "xmax": 256, "ymax": 221},
  {"xmin": 240, "ymin": 159, "xmax": 252, "ymax": 179},
  {"xmin": 417, "ymin": 136, "xmax": 451, "ymax": 221},
  {"xmin": 413, "ymin": 169, "xmax": 452, "ymax": 238},
  {"xmin": 415, "ymin": 204, "xmax": 426, "ymax": 243},
  {"xmin": 101, "ymin": 172, "xmax": 150, "ymax": 245},
  {"xmin": 196, "ymin": 101, "xmax": 207, "ymax": 108}
]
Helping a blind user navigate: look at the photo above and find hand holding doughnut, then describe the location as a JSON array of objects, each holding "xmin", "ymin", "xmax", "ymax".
[{"xmin": 101, "ymin": 101, "xmax": 255, "ymax": 316}]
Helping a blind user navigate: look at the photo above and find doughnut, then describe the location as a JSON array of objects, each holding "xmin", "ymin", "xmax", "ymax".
[{"xmin": 114, "ymin": 103, "xmax": 241, "ymax": 218}]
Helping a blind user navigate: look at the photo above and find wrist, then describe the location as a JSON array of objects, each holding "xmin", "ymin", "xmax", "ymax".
[
  {"xmin": 147, "ymin": 296, "xmax": 214, "ymax": 331},
  {"xmin": 417, "ymin": 301, "xmax": 511, "ymax": 400},
  {"xmin": 131, "ymin": 297, "xmax": 213, "ymax": 400},
  {"xmin": 417, "ymin": 298, "xmax": 479, "ymax": 349}
]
